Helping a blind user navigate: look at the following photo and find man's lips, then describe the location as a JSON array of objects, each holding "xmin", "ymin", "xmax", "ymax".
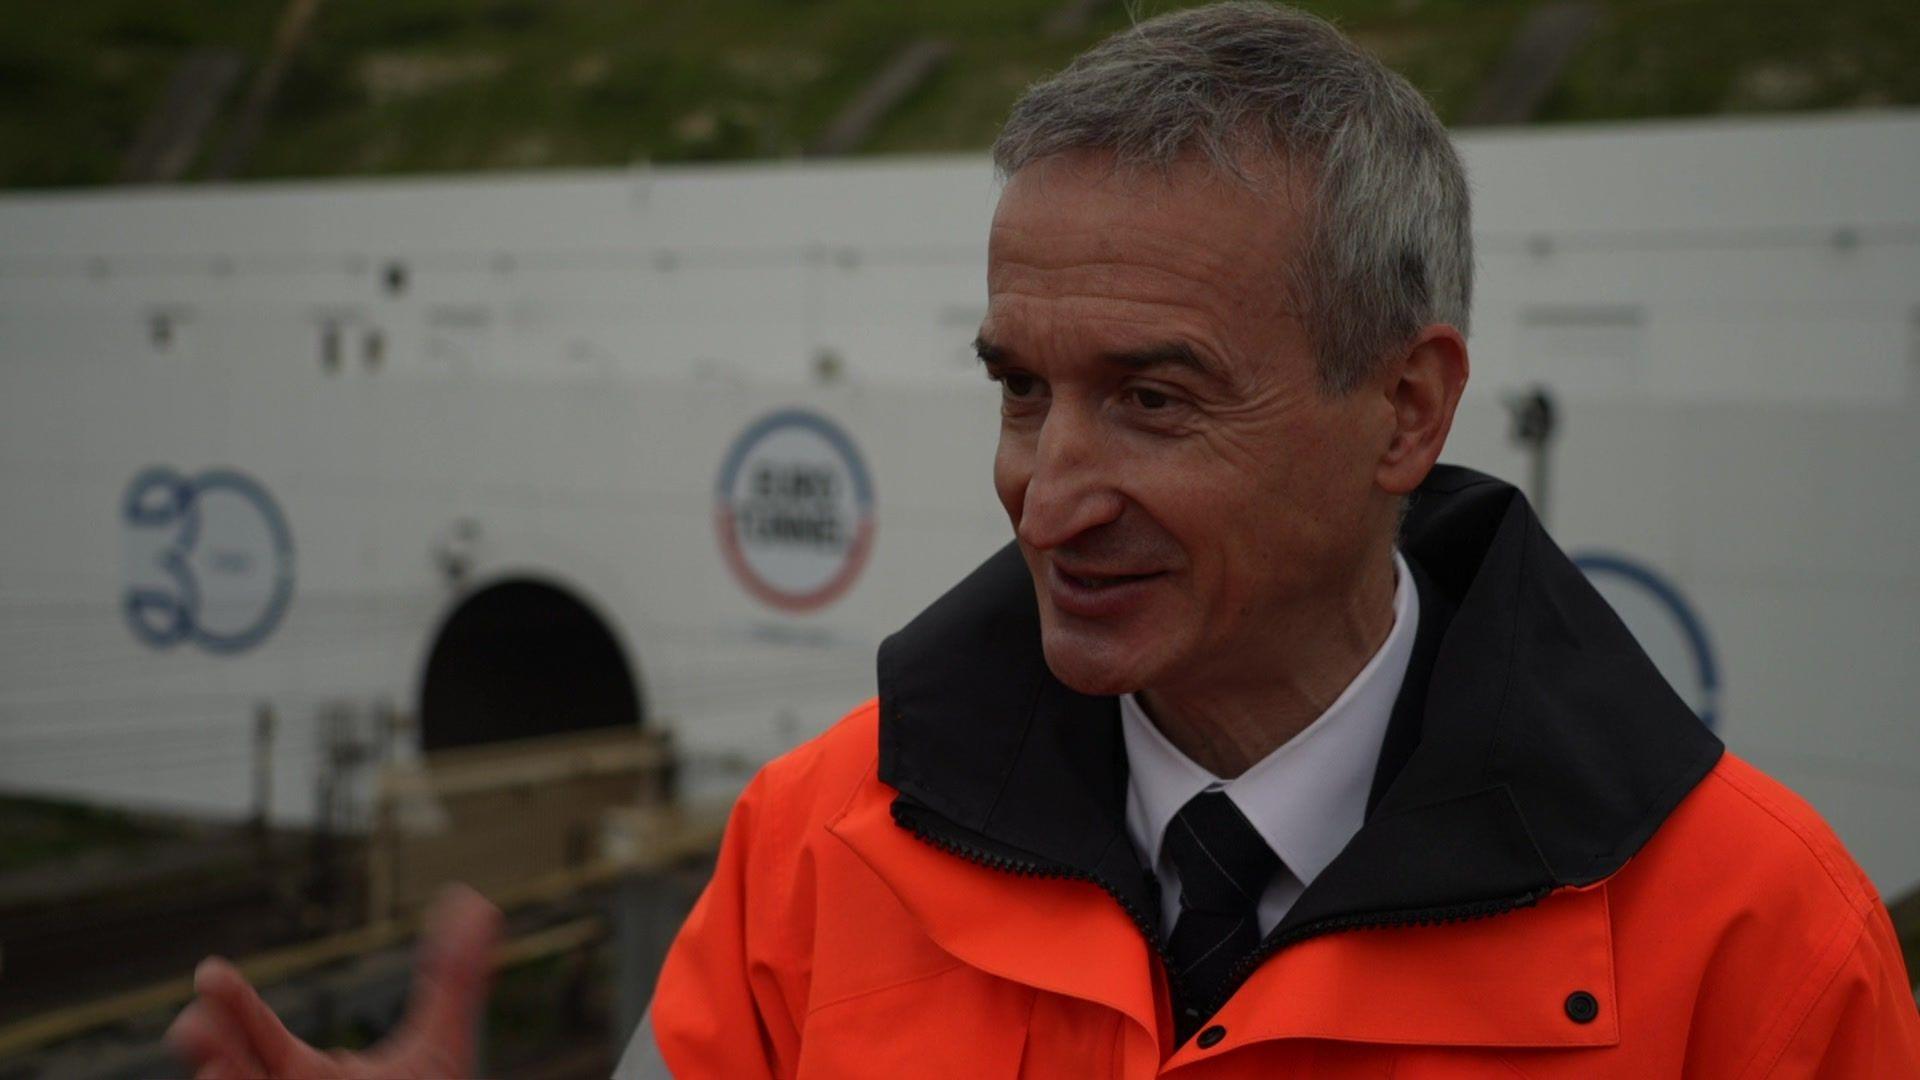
[
  {"xmin": 1045, "ymin": 560, "xmax": 1168, "ymax": 618},
  {"xmin": 1057, "ymin": 567, "xmax": 1160, "ymax": 587}
]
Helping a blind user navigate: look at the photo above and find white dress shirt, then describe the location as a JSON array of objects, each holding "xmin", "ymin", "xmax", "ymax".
[{"xmin": 1120, "ymin": 550, "xmax": 1420, "ymax": 938}]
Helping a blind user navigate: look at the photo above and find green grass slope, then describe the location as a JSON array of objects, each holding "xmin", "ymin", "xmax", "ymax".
[{"xmin": 1, "ymin": 0, "xmax": 1915, "ymax": 189}]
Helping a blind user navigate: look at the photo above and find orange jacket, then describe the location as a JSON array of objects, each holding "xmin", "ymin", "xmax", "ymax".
[{"xmin": 628, "ymin": 470, "xmax": 1920, "ymax": 1077}]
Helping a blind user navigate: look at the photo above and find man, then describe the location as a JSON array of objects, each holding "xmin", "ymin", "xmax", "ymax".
[{"xmin": 172, "ymin": 3, "xmax": 1918, "ymax": 1077}]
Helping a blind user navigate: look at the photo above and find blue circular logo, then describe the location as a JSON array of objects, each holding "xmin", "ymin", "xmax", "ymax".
[
  {"xmin": 714, "ymin": 409, "xmax": 875, "ymax": 612},
  {"xmin": 122, "ymin": 466, "xmax": 295, "ymax": 653}
]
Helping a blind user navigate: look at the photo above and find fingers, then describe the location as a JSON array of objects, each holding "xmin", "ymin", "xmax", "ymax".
[
  {"xmin": 172, "ymin": 889, "xmax": 500, "ymax": 1079},
  {"xmin": 397, "ymin": 883, "xmax": 503, "ymax": 1063},
  {"xmin": 166, "ymin": 998, "xmax": 267, "ymax": 1079},
  {"xmin": 192, "ymin": 956, "xmax": 304, "ymax": 1075}
]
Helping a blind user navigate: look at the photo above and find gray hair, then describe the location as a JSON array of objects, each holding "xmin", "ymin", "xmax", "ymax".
[{"xmin": 992, "ymin": 1, "xmax": 1471, "ymax": 393}]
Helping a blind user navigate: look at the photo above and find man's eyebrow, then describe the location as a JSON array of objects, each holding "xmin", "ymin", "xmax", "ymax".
[
  {"xmin": 1099, "ymin": 342, "xmax": 1225, "ymax": 381},
  {"xmin": 972, "ymin": 336, "xmax": 1226, "ymax": 382}
]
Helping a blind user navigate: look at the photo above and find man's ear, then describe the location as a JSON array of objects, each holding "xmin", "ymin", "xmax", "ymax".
[{"xmin": 1375, "ymin": 323, "xmax": 1469, "ymax": 496}]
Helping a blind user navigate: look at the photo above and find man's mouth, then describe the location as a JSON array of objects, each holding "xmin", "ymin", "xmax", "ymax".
[
  {"xmin": 1058, "ymin": 569, "xmax": 1160, "ymax": 590},
  {"xmin": 1046, "ymin": 561, "xmax": 1167, "ymax": 617}
]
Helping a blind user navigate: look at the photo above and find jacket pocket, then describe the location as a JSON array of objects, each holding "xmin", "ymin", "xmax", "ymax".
[
  {"xmin": 1391, "ymin": 1047, "xmax": 1533, "ymax": 1079},
  {"xmin": 796, "ymin": 963, "xmax": 1036, "ymax": 1079},
  {"xmin": 1017, "ymin": 992, "xmax": 1126, "ymax": 1078}
]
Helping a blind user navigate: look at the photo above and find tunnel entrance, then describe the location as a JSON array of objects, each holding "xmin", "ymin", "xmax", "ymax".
[{"xmin": 418, "ymin": 578, "xmax": 643, "ymax": 752}]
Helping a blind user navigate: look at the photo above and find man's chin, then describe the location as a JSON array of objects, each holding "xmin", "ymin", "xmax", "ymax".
[{"xmin": 1038, "ymin": 630, "xmax": 1159, "ymax": 697}]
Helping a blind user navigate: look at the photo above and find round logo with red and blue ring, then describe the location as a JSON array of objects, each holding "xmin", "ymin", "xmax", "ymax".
[{"xmin": 714, "ymin": 409, "xmax": 874, "ymax": 613}]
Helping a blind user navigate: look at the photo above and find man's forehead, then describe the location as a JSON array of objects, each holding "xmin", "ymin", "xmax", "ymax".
[
  {"xmin": 983, "ymin": 162, "xmax": 1309, "ymax": 367},
  {"xmin": 987, "ymin": 153, "xmax": 1307, "ymax": 292}
]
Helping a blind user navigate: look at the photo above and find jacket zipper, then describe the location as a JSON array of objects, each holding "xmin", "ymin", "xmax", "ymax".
[
  {"xmin": 1204, "ymin": 885, "xmax": 1552, "ymax": 1015},
  {"xmin": 894, "ymin": 802, "xmax": 1552, "ymax": 1025},
  {"xmin": 892, "ymin": 804, "xmax": 1179, "ymax": 973}
]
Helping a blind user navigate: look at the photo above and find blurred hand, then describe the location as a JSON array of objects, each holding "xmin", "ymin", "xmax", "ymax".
[{"xmin": 166, "ymin": 884, "xmax": 502, "ymax": 1079}]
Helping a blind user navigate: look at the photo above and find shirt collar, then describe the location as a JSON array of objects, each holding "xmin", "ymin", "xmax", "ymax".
[{"xmin": 1120, "ymin": 549, "xmax": 1421, "ymax": 889}]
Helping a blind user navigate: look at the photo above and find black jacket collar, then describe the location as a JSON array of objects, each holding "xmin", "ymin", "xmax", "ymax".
[{"xmin": 877, "ymin": 466, "xmax": 1723, "ymax": 934}]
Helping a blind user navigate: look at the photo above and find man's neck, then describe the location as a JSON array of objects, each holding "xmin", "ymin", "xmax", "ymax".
[{"xmin": 1137, "ymin": 552, "xmax": 1399, "ymax": 779}]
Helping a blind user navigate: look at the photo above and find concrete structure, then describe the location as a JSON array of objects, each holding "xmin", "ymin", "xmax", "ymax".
[{"xmin": 2, "ymin": 111, "xmax": 1915, "ymax": 899}]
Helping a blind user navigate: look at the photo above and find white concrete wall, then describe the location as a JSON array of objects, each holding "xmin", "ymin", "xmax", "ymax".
[{"xmin": 1, "ymin": 111, "xmax": 1915, "ymax": 896}]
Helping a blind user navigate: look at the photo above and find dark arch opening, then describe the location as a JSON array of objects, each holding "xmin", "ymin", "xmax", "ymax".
[{"xmin": 418, "ymin": 578, "xmax": 643, "ymax": 752}]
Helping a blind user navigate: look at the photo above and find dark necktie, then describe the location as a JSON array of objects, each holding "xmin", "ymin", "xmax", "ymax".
[{"xmin": 1163, "ymin": 790, "xmax": 1281, "ymax": 1044}]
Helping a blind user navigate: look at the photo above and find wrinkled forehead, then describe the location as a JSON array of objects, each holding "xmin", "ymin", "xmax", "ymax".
[{"xmin": 984, "ymin": 150, "xmax": 1313, "ymax": 358}]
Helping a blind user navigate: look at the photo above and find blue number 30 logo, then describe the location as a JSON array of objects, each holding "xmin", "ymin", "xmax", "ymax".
[{"xmin": 122, "ymin": 466, "xmax": 295, "ymax": 653}]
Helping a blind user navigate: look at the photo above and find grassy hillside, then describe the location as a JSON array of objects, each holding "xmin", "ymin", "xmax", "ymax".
[{"xmin": 1, "ymin": 0, "xmax": 1915, "ymax": 188}]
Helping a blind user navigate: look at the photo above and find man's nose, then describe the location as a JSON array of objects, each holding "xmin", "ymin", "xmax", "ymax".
[{"xmin": 1015, "ymin": 409, "xmax": 1124, "ymax": 550}]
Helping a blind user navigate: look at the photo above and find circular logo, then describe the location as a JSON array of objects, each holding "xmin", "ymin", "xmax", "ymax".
[
  {"xmin": 714, "ymin": 409, "xmax": 874, "ymax": 613},
  {"xmin": 1574, "ymin": 552, "xmax": 1719, "ymax": 730},
  {"xmin": 122, "ymin": 466, "xmax": 295, "ymax": 653}
]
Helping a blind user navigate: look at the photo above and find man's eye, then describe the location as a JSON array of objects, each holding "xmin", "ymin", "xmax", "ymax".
[
  {"xmin": 1130, "ymin": 387, "xmax": 1172, "ymax": 410},
  {"xmin": 1000, "ymin": 373, "xmax": 1039, "ymax": 398}
]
